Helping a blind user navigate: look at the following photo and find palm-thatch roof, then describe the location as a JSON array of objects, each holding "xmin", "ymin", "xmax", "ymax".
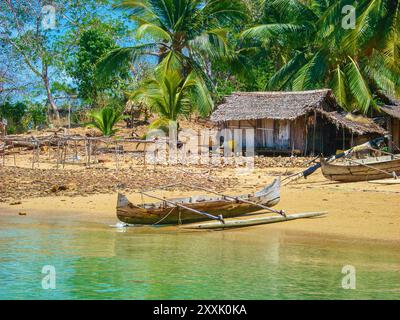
[
  {"xmin": 380, "ymin": 98, "xmax": 400, "ymax": 119},
  {"xmin": 211, "ymin": 89, "xmax": 385, "ymax": 135}
]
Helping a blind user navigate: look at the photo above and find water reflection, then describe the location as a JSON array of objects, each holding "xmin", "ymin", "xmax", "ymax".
[{"xmin": 0, "ymin": 216, "xmax": 399, "ymax": 299}]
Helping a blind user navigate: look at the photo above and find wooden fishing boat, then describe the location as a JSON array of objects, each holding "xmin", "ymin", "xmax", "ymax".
[
  {"xmin": 321, "ymin": 155, "xmax": 400, "ymax": 182},
  {"xmin": 116, "ymin": 178, "xmax": 280, "ymax": 225}
]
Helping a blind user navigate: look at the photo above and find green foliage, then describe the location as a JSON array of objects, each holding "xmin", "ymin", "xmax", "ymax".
[
  {"xmin": 130, "ymin": 60, "xmax": 214, "ymax": 127},
  {"xmin": 24, "ymin": 104, "xmax": 47, "ymax": 129},
  {"xmin": 67, "ymin": 25, "xmax": 129, "ymax": 107},
  {"xmin": 0, "ymin": 101, "xmax": 27, "ymax": 133},
  {"xmin": 2, "ymin": 0, "xmax": 399, "ymax": 120},
  {"xmin": 87, "ymin": 107, "xmax": 126, "ymax": 136},
  {"xmin": 98, "ymin": 0, "xmax": 249, "ymax": 82},
  {"xmin": 241, "ymin": 0, "xmax": 400, "ymax": 114}
]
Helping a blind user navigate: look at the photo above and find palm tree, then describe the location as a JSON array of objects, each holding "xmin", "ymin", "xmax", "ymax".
[
  {"xmin": 241, "ymin": 0, "xmax": 400, "ymax": 114},
  {"xmin": 129, "ymin": 62, "xmax": 213, "ymax": 130},
  {"xmin": 87, "ymin": 107, "xmax": 126, "ymax": 136},
  {"xmin": 97, "ymin": 0, "xmax": 248, "ymax": 83}
]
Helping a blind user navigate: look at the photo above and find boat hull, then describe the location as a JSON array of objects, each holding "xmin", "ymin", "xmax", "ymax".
[
  {"xmin": 116, "ymin": 178, "xmax": 280, "ymax": 225},
  {"xmin": 321, "ymin": 156, "xmax": 400, "ymax": 182}
]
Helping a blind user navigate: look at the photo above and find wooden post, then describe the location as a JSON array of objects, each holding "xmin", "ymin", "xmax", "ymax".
[
  {"xmin": 2, "ymin": 143, "xmax": 5, "ymax": 166},
  {"xmin": 36, "ymin": 142, "xmax": 40, "ymax": 168},
  {"xmin": 56, "ymin": 141, "xmax": 60, "ymax": 170},
  {"xmin": 115, "ymin": 142, "xmax": 119, "ymax": 172},
  {"xmin": 84, "ymin": 139, "xmax": 88, "ymax": 166},
  {"xmin": 312, "ymin": 111, "xmax": 317, "ymax": 156},
  {"xmin": 62, "ymin": 141, "xmax": 67, "ymax": 168},
  {"xmin": 342, "ymin": 127, "xmax": 345, "ymax": 150},
  {"xmin": 93, "ymin": 140, "xmax": 98, "ymax": 164},
  {"xmin": 304, "ymin": 116, "xmax": 308, "ymax": 156},
  {"xmin": 74, "ymin": 140, "xmax": 78, "ymax": 161},
  {"xmin": 143, "ymin": 147, "xmax": 147, "ymax": 168},
  {"xmin": 387, "ymin": 118, "xmax": 393, "ymax": 152},
  {"xmin": 31, "ymin": 142, "xmax": 35, "ymax": 169},
  {"xmin": 351, "ymin": 131, "xmax": 354, "ymax": 147},
  {"xmin": 88, "ymin": 140, "xmax": 91, "ymax": 168},
  {"xmin": 12, "ymin": 142, "xmax": 16, "ymax": 166}
]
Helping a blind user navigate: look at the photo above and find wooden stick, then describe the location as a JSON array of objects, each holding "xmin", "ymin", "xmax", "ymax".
[
  {"xmin": 1, "ymin": 143, "xmax": 5, "ymax": 166},
  {"xmin": 88, "ymin": 140, "xmax": 91, "ymax": 167},
  {"xmin": 84, "ymin": 139, "xmax": 88, "ymax": 165},
  {"xmin": 56, "ymin": 141, "xmax": 60, "ymax": 169},
  {"xmin": 12, "ymin": 142, "xmax": 16, "ymax": 166},
  {"xmin": 115, "ymin": 142, "xmax": 119, "ymax": 172},
  {"xmin": 36, "ymin": 142, "xmax": 40, "ymax": 168},
  {"xmin": 31, "ymin": 143, "xmax": 35, "ymax": 169},
  {"xmin": 180, "ymin": 183, "xmax": 285, "ymax": 216},
  {"xmin": 346, "ymin": 158, "xmax": 398, "ymax": 179}
]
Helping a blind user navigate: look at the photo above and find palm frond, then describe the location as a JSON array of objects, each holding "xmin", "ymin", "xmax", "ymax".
[
  {"xmin": 267, "ymin": 51, "xmax": 307, "ymax": 90},
  {"xmin": 96, "ymin": 43, "xmax": 159, "ymax": 79},
  {"xmin": 189, "ymin": 29, "xmax": 229, "ymax": 61},
  {"xmin": 203, "ymin": 0, "xmax": 249, "ymax": 24},
  {"xmin": 330, "ymin": 65, "xmax": 349, "ymax": 110},
  {"xmin": 345, "ymin": 57, "xmax": 377, "ymax": 114},
  {"xmin": 292, "ymin": 51, "xmax": 327, "ymax": 90},
  {"xmin": 241, "ymin": 23, "xmax": 307, "ymax": 41},
  {"xmin": 136, "ymin": 23, "xmax": 172, "ymax": 41},
  {"xmin": 270, "ymin": 0, "xmax": 318, "ymax": 22},
  {"xmin": 87, "ymin": 107, "xmax": 126, "ymax": 136}
]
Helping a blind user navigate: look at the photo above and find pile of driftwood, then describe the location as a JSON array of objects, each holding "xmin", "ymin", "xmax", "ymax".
[{"xmin": 0, "ymin": 134, "xmax": 154, "ymax": 170}]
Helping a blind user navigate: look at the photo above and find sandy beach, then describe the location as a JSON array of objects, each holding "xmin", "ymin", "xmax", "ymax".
[{"xmin": 1, "ymin": 162, "xmax": 399, "ymax": 243}]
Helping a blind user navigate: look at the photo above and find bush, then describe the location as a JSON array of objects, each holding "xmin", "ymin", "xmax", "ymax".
[
  {"xmin": 25, "ymin": 104, "xmax": 47, "ymax": 129},
  {"xmin": 0, "ymin": 101, "xmax": 28, "ymax": 133}
]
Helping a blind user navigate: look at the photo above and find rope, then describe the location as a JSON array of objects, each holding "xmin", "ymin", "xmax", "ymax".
[
  {"xmin": 152, "ymin": 207, "xmax": 175, "ymax": 226},
  {"xmin": 178, "ymin": 207, "xmax": 182, "ymax": 225}
]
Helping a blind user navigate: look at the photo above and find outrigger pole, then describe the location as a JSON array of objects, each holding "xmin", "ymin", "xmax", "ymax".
[
  {"xmin": 283, "ymin": 136, "xmax": 387, "ymax": 185},
  {"xmin": 135, "ymin": 191, "xmax": 225, "ymax": 224},
  {"xmin": 179, "ymin": 183, "xmax": 286, "ymax": 217}
]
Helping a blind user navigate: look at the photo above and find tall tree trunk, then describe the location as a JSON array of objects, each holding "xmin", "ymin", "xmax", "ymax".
[{"xmin": 42, "ymin": 62, "xmax": 60, "ymax": 122}]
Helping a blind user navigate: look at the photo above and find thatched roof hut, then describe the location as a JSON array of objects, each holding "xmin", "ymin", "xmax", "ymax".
[
  {"xmin": 211, "ymin": 90, "xmax": 384, "ymax": 135},
  {"xmin": 211, "ymin": 89, "xmax": 385, "ymax": 156},
  {"xmin": 381, "ymin": 104, "xmax": 400, "ymax": 120}
]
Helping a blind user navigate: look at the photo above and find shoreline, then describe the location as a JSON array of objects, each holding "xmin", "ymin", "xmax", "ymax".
[
  {"xmin": 1, "ymin": 161, "xmax": 399, "ymax": 243},
  {"xmin": 1, "ymin": 173, "xmax": 399, "ymax": 243}
]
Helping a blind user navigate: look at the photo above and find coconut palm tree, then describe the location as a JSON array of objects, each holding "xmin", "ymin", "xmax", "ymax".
[
  {"xmin": 87, "ymin": 107, "xmax": 126, "ymax": 136},
  {"xmin": 129, "ymin": 59, "xmax": 213, "ymax": 129},
  {"xmin": 97, "ymin": 0, "xmax": 249, "ymax": 82},
  {"xmin": 241, "ymin": 0, "xmax": 400, "ymax": 114}
]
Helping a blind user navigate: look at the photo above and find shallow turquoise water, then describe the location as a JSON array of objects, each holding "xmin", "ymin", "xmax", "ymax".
[{"xmin": 0, "ymin": 215, "xmax": 399, "ymax": 299}]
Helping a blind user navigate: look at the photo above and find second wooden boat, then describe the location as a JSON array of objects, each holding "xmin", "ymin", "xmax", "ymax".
[
  {"xmin": 321, "ymin": 155, "xmax": 400, "ymax": 182},
  {"xmin": 116, "ymin": 178, "xmax": 280, "ymax": 225}
]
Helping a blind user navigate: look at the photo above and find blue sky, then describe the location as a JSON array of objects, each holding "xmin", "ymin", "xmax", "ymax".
[{"xmin": 1, "ymin": 0, "xmax": 155, "ymax": 104}]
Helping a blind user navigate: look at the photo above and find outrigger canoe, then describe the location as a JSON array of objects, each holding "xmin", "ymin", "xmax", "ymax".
[
  {"xmin": 321, "ymin": 155, "xmax": 400, "ymax": 182},
  {"xmin": 116, "ymin": 178, "xmax": 280, "ymax": 225}
]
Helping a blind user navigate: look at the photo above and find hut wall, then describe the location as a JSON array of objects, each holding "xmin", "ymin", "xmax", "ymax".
[
  {"xmin": 225, "ymin": 118, "xmax": 304, "ymax": 153},
  {"xmin": 290, "ymin": 118, "xmax": 306, "ymax": 153},
  {"xmin": 256, "ymin": 119, "xmax": 274, "ymax": 148},
  {"xmin": 274, "ymin": 120, "xmax": 291, "ymax": 149}
]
